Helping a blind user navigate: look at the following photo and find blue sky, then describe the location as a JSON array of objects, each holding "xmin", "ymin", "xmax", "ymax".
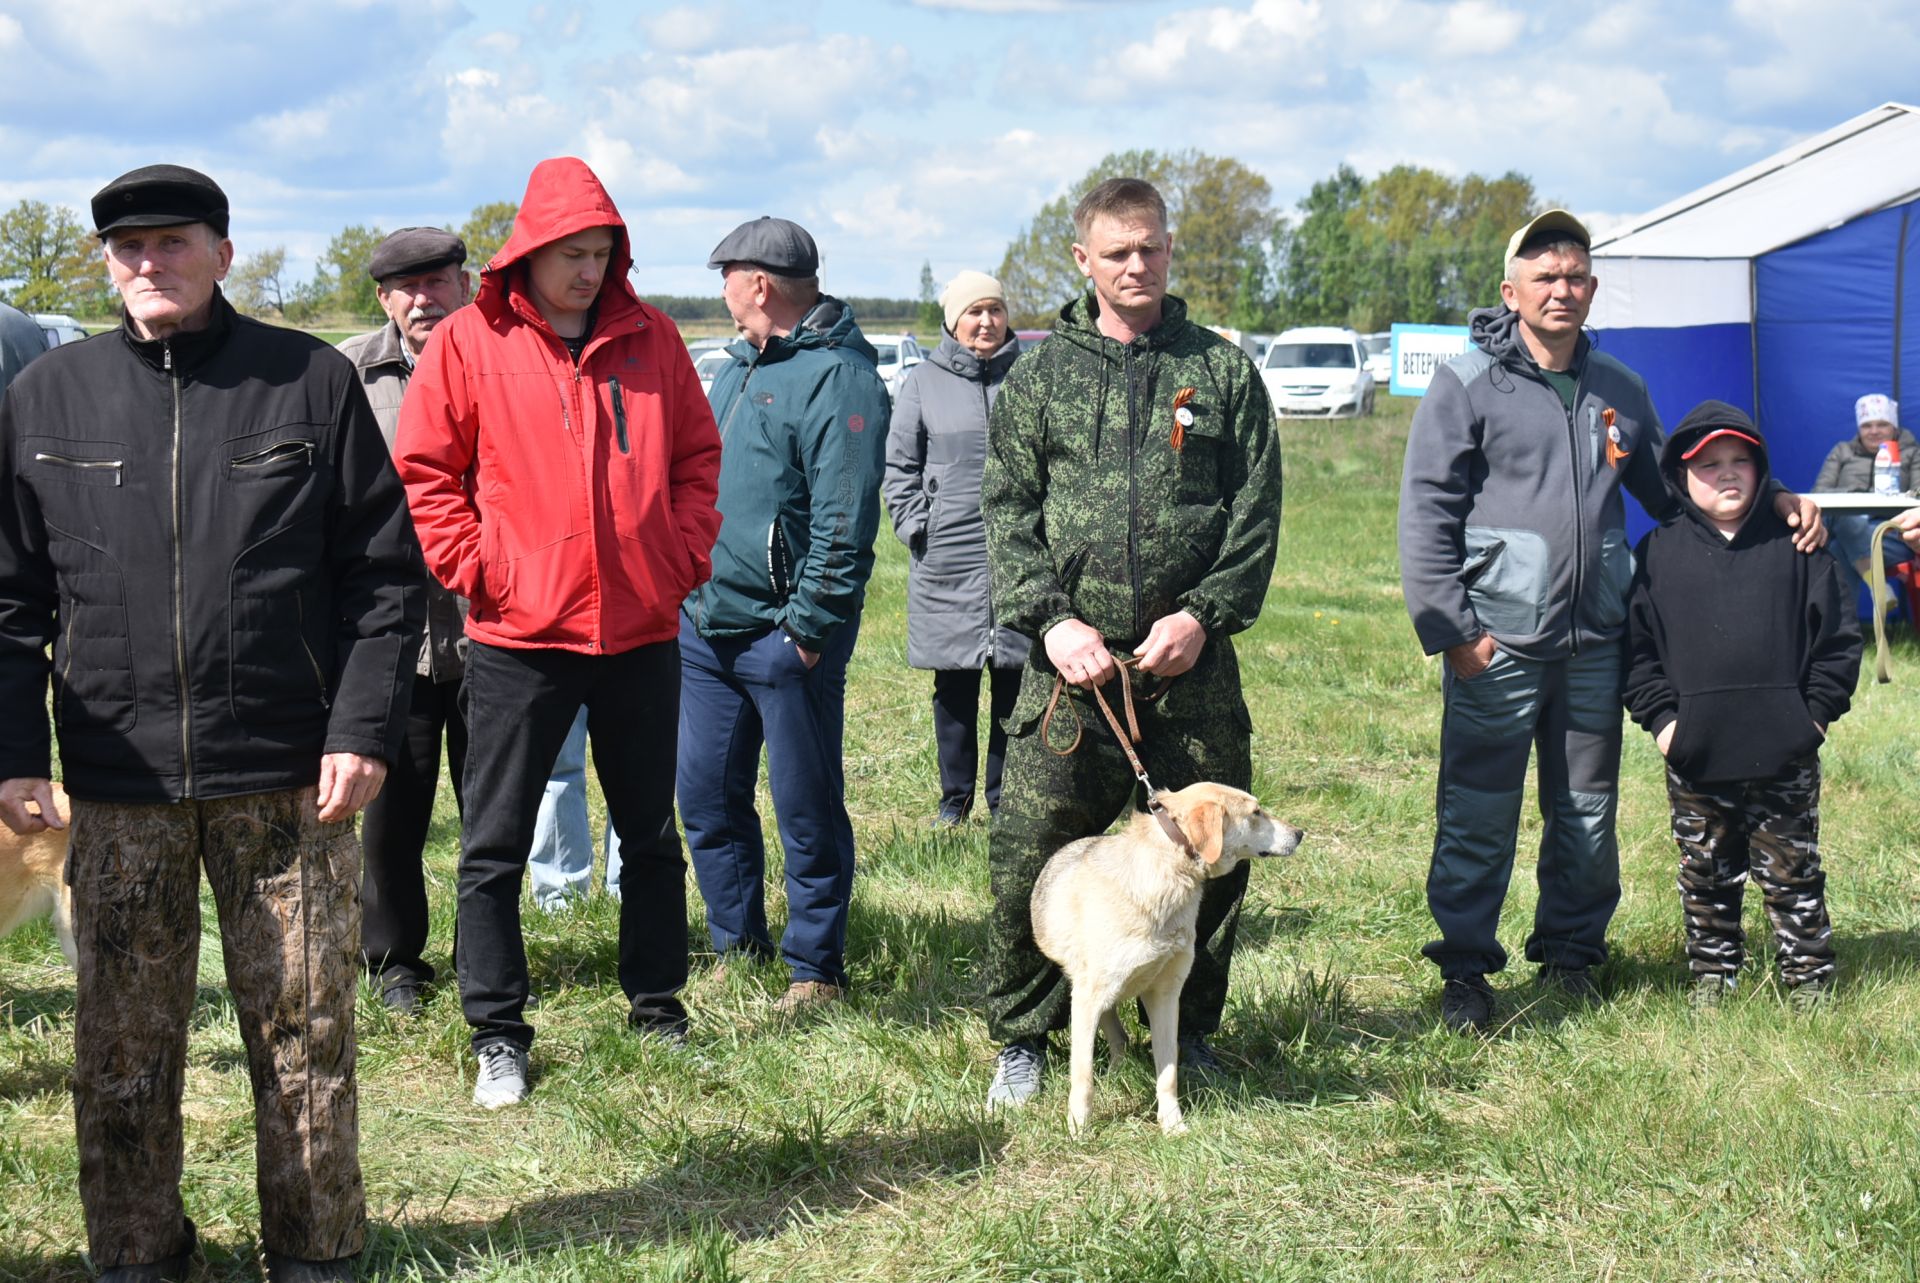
[{"xmin": 1, "ymin": 0, "xmax": 1914, "ymax": 299}]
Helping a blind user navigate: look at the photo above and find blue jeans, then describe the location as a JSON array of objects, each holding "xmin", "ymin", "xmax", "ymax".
[
  {"xmin": 1424, "ymin": 642, "xmax": 1624, "ymax": 979},
  {"xmin": 1826, "ymin": 512, "xmax": 1912, "ymax": 598},
  {"xmin": 526, "ymin": 707, "xmax": 623, "ymax": 909},
  {"xmin": 677, "ymin": 612, "xmax": 860, "ymax": 987}
]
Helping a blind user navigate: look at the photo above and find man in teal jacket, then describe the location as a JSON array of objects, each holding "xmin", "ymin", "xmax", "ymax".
[{"xmin": 681, "ymin": 217, "xmax": 891, "ymax": 1010}]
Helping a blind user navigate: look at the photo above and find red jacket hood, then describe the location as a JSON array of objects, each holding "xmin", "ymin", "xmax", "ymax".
[{"xmin": 479, "ymin": 156, "xmax": 637, "ymax": 322}]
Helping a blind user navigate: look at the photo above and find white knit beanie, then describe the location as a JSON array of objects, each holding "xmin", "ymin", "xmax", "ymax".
[
  {"xmin": 1857, "ymin": 393, "xmax": 1899, "ymax": 428},
  {"xmin": 940, "ymin": 270, "xmax": 1005, "ymax": 333}
]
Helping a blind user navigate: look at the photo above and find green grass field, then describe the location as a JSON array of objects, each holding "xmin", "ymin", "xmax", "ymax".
[{"xmin": 5, "ymin": 399, "xmax": 1920, "ymax": 1281}]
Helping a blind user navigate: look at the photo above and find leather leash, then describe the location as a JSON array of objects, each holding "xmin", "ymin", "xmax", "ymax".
[
  {"xmin": 1870, "ymin": 514, "xmax": 1906, "ymax": 684},
  {"xmin": 1041, "ymin": 655, "xmax": 1195, "ymax": 857}
]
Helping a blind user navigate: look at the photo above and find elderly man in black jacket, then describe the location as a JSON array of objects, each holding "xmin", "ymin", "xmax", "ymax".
[{"xmin": 0, "ymin": 166, "xmax": 421, "ymax": 1283}]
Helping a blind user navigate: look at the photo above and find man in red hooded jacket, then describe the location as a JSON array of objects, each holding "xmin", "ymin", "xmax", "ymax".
[{"xmin": 396, "ymin": 157, "xmax": 722, "ymax": 1109}]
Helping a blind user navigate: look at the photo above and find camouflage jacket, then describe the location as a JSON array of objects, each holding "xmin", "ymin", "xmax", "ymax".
[{"xmin": 982, "ymin": 291, "xmax": 1282, "ymax": 652}]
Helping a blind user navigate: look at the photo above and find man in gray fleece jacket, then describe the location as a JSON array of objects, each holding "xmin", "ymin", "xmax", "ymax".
[{"xmin": 1397, "ymin": 210, "xmax": 1825, "ymax": 1034}]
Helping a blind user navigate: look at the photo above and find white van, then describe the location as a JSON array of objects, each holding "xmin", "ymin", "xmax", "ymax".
[
  {"xmin": 32, "ymin": 314, "xmax": 89, "ymax": 348},
  {"xmin": 1259, "ymin": 326, "xmax": 1374, "ymax": 418}
]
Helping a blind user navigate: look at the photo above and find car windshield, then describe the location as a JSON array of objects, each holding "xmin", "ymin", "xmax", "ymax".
[
  {"xmin": 1362, "ymin": 336, "xmax": 1390, "ymax": 357},
  {"xmin": 872, "ymin": 344, "xmax": 899, "ymax": 364},
  {"xmin": 1267, "ymin": 343, "xmax": 1356, "ymax": 370},
  {"xmin": 695, "ymin": 350, "xmax": 731, "ymax": 377}
]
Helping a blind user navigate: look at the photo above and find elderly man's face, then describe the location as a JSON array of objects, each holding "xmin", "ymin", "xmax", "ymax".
[
  {"xmin": 104, "ymin": 223, "xmax": 232, "ymax": 339},
  {"xmin": 721, "ymin": 263, "xmax": 775, "ymax": 349},
  {"xmin": 378, "ymin": 264, "xmax": 469, "ymax": 355},
  {"xmin": 1071, "ymin": 212, "xmax": 1172, "ymax": 319},
  {"xmin": 1500, "ymin": 244, "xmax": 1596, "ymax": 347}
]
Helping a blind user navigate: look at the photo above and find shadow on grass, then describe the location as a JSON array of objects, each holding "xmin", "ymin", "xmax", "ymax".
[{"xmin": 362, "ymin": 1116, "xmax": 1007, "ymax": 1279}]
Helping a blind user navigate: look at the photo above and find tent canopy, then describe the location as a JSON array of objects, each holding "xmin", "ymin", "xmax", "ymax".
[{"xmin": 1587, "ymin": 102, "xmax": 1919, "ymax": 500}]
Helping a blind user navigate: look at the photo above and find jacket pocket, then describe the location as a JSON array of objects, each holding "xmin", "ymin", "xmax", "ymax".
[
  {"xmin": 1669, "ymin": 687, "xmax": 1822, "ymax": 784},
  {"xmin": 1463, "ymin": 525, "xmax": 1550, "ymax": 636},
  {"xmin": 1588, "ymin": 528, "xmax": 1635, "ymax": 632},
  {"xmin": 229, "ymin": 571, "xmax": 331, "ymax": 732},
  {"xmin": 51, "ymin": 564, "xmax": 137, "ymax": 736}
]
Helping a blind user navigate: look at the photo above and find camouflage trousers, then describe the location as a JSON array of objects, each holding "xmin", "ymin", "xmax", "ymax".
[
  {"xmin": 985, "ymin": 640, "xmax": 1253, "ymax": 1046},
  {"xmin": 1666, "ymin": 755, "xmax": 1835, "ymax": 987},
  {"xmin": 68, "ymin": 787, "xmax": 366, "ymax": 1267}
]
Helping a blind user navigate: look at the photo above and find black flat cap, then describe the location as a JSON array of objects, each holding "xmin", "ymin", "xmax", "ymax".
[
  {"xmin": 92, "ymin": 164, "xmax": 229, "ymax": 238},
  {"xmin": 367, "ymin": 227, "xmax": 468, "ymax": 283},
  {"xmin": 707, "ymin": 216, "xmax": 818, "ymax": 277}
]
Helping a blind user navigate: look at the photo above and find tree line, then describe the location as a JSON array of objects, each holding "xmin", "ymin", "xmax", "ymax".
[
  {"xmin": 994, "ymin": 149, "xmax": 1541, "ymax": 334},
  {"xmin": 4, "ymin": 155, "xmax": 1542, "ymax": 334}
]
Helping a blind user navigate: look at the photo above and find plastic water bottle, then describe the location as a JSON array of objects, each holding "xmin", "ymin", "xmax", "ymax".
[{"xmin": 1875, "ymin": 440, "xmax": 1902, "ymax": 496}]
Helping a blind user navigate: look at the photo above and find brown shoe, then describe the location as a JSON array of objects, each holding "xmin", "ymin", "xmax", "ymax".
[{"xmin": 773, "ymin": 980, "xmax": 844, "ymax": 1012}]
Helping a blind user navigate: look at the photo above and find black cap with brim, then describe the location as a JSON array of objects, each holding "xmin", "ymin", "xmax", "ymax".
[
  {"xmin": 706, "ymin": 216, "xmax": 819, "ymax": 277},
  {"xmin": 92, "ymin": 164, "xmax": 229, "ymax": 239},
  {"xmin": 367, "ymin": 227, "xmax": 468, "ymax": 282}
]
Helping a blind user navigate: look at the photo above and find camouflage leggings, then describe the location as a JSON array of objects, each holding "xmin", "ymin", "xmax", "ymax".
[
  {"xmin": 68, "ymin": 787, "xmax": 366, "ymax": 1267},
  {"xmin": 1666, "ymin": 755, "xmax": 1835, "ymax": 987}
]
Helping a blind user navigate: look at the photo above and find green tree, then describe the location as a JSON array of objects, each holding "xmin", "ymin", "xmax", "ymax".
[
  {"xmin": 997, "ymin": 150, "xmax": 1274, "ymax": 329},
  {"xmin": 309, "ymin": 224, "xmax": 387, "ymax": 320},
  {"xmin": 0, "ymin": 200, "xmax": 107, "ymax": 313},
  {"xmin": 227, "ymin": 245, "xmax": 289, "ymax": 317},
  {"xmin": 1273, "ymin": 164, "xmax": 1366, "ymax": 328},
  {"xmin": 460, "ymin": 200, "xmax": 518, "ymax": 269},
  {"xmin": 917, "ymin": 259, "xmax": 942, "ymax": 335}
]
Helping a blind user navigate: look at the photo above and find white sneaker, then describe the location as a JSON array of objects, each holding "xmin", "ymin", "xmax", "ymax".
[
  {"xmin": 472, "ymin": 1040, "xmax": 529, "ymax": 1110},
  {"xmin": 986, "ymin": 1039, "xmax": 1045, "ymax": 1109}
]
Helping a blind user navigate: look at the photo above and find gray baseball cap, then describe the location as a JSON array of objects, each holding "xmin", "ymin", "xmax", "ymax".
[
  {"xmin": 367, "ymin": 227, "xmax": 467, "ymax": 282},
  {"xmin": 707, "ymin": 216, "xmax": 819, "ymax": 277}
]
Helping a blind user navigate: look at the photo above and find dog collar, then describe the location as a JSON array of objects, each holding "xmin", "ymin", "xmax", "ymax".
[{"xmin": 1148, "ymin": 798, "xmax": 1196, "ymax": 858}]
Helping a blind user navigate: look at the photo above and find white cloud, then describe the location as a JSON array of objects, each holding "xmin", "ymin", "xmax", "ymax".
[
  {"xmin": 1432, "ymin": 0, "xmax": 1525, "ymax": 59},
  {"xmin": 910, "ymin": 0, "xmax": 1114, "ymax": 9}
]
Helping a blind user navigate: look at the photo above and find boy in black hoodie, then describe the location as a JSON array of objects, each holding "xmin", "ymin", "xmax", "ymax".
[{"xmin": 1624, "ymin": 401, "xmax": 1861, "ymax": 1009}]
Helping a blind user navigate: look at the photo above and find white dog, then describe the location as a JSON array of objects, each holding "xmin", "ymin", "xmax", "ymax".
[{"xmin": 1032, "ymin": 781, "xmax": 1301, "ymax": 1135}]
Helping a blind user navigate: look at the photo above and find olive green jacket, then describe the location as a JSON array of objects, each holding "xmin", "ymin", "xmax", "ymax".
[{"xmin": 983, "ymin": 292, "xmax": 1282, "ymax": 653}]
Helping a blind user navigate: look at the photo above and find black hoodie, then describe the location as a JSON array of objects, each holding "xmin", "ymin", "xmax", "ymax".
[{"xmin": 1623, "ymin": 400, "xmax": 1860, "ymax": 783}]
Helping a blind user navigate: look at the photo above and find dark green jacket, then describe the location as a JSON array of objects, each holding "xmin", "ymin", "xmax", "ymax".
[
  {"xmin": 685, "ymin": 297, "xmax": 891, "ymax": 649},
  {"xmin": 983, "ymin": 292, "xmax": 1282, "ymax": 653}
]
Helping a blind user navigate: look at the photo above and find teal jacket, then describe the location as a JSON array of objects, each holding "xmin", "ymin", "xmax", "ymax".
[{"xmin": 685, "ymin": 297, "xmax": 891, "ymax": 649}]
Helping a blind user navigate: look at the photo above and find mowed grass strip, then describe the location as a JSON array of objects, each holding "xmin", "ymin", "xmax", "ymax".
[{"xmin": 6, "ymin": 397, "xmax": 1920, "ymax": 1281}]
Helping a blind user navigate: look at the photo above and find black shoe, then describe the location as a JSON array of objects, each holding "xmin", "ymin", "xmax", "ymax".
[
  {"xmin": 1177, "ymin": 1032, "xmax": 1226, "ymax": 1076},
  {"xmin": 380, "ymin": 981, "xmax": 422, "ymax": 1015},
  {"xmin": 100, "ymin": 1220, "xmax": 196, "ymax": 1283},
  {"xmin": 628, "ymin": 999, "xmax": 691, "ymax": 1047},
  {"xmin": 1537, "ymin": 965, "xmax": 1598, "ymax": 1002},
  {"xmin": 264, "ymin": 1251, "xmax": 358, "ymax": 1282},
  {"xmin": 1440, "ymin": 975, "xmax": 1495, "ymax": 1034}
]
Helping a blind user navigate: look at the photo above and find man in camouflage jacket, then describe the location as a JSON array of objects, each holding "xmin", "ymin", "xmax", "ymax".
[{"xmin": 980, "ymin": 178, "xmax": 1282, "ymax": 1105}]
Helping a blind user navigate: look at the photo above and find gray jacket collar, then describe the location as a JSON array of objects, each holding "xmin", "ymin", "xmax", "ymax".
[{"xmin": 348, "ymin": 320, "xmax": 412, "ymax": 373}]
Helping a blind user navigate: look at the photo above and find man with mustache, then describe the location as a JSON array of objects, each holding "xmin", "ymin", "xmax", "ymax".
[{"xmin": 339, "ymin": 227, "xmax": 472, "ymax": 1015}]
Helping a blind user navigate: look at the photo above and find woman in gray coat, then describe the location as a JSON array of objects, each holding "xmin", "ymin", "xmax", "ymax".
[{"xmin": 884, "ymin": 271, "xmax": 1030, "ymax": 825}]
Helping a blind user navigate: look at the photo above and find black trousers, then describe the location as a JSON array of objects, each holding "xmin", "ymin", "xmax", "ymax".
[
  {"xmin": 457, "ymin": 640, "xmax": 688, "ymax": 1050},
  {"xmin": 359, "ymin": 672, "xmax": 466, "ymax": 989},
  {"xmin": 931, "ymin": 665, "xmax": 1021, "ymax": 817}
]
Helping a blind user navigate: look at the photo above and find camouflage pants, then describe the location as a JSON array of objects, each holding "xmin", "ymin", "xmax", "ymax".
[
  {"xmin": 985, "ymin": 640, "xmax": 1253, "ymax": 1046},
  {"xmin": 68, "ymin": 787, "xmax": 366, "ymax": 1267},
  {"xmin": 1666, "ymin": 755, "xmax": 1835, "ymax": 987}
]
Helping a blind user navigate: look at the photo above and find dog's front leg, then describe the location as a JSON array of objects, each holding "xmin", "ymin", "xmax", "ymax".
[
  {"xmin": 1067, "ymin": 985, "xmax": 1101, "ymax": 1136},
  {"xmin": 1142, "ymin": 980, "xmax": 1187, "ymax": 1135}
]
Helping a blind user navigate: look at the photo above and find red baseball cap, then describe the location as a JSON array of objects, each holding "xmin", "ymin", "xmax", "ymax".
[{"xmin": 1680, "ymin": 427, "xmax": 1761, "ymax": 460}]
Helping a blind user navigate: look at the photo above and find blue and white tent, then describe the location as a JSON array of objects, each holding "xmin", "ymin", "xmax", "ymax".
[{"xmin": 1587, "ymin": 102, "xmax": 1920, "ymax": 495}]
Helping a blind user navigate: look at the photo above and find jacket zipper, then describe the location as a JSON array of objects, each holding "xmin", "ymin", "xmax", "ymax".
[
  {"xmin": 231, "ymin": 439, "xmax": 315, "ymax": 468},
  {"xmin": 609, "ymin": 376, "xmax": 630, "ymax": 454},
  {"xmin": 166, "ymin": 342, "xmax": 194, "ymax": 798},
  {"xmin": 294, "ymin": 594, "xmax": 331, "ymax": 708},
  {"xmin": 1563, "ymin": 368, "xmax": 1589, "ymax": 657},
  {"xmin": 33, "ymin": 453, "xmax": 124, "ymax": 484},
  {"xmin": 571, "ymin": 356, "xmax": 601, "ymax": 652},
  {"xmin": 58, "ymin": 611, "xmax": 74, "ymax": 718},
  {"xmin": 1124, "ymin": 344, "xmax": 1143, "ymax": 642},
  {"xmin": 700, "ymin": 361, "xmax": 758, "ymax": 633}
]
